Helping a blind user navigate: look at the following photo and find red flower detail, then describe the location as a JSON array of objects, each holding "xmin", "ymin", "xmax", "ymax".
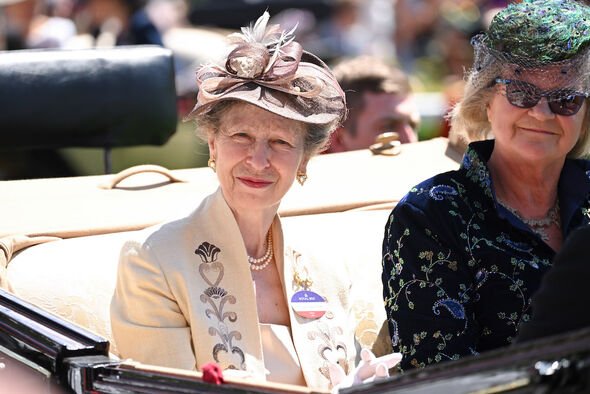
[{"xmin": 201, "ymin": 362, "xmax": 225, "ymax": 385}]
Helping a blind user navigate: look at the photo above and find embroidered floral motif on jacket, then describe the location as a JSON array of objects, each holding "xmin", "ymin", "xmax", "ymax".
[{"xmin": 195, "ymin": 241, "xmax": 246, "ymax": 370}]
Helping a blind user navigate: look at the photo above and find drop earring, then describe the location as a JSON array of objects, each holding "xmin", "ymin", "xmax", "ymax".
[
  {"xmin": 208, "ymin": 158, "xmax": 216, "ymax": 172},
  {"xmin": 297, "ymin": 171, "xmax": 307, "ymax": 186}
]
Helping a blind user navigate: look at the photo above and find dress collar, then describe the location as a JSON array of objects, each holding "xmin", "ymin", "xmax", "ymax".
[
  {"xmin": 460, "ymin": 139, "xmax": 590, "ymax": 233},
  {"xmin": 460, "ymin": 139, "xmax": 495, "ymax": 201}
]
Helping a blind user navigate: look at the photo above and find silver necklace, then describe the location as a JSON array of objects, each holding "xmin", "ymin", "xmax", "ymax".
[
  {"xmin": 498, "ymin": 198, "xmax": 561, "ymax": 241},
  {"xmin": 248, "ymin": 228, "xmax": 273, "ymax": 271}
]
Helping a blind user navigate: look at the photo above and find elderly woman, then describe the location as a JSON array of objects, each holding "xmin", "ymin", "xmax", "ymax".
[
  {"xmin": 111, "ymin": 12, "xmax": 397, "ymax": 391},
  {"xmin": 382, "ymin": 0, "xmax": 590, "ymax": 372}
]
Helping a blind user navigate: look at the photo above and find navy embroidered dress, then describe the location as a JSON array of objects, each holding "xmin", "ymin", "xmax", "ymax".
[{"xmin": 382, "ymin": 140, "xmax": 590, "ymax": 371}]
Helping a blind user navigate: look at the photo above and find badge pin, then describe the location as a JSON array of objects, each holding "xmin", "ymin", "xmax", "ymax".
[{"xmin": 290, "ymin": 290, "xmax": 327, "ymax": 319}]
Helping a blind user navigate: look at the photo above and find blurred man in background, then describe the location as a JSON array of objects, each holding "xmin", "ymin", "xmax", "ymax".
[{"xmin": 326, "ymin": 55, "xmax": 420, "ymax": 153}]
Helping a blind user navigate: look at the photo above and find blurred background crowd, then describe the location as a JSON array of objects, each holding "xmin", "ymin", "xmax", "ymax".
[{"xmin": 0, "ymin": 0, "xmax": 507, "ymax": 179}]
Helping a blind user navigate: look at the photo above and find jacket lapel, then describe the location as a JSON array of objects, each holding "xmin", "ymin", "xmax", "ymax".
[
  {"xmin": 189, "ymin": 189, "xmax": 266, "ymax": 378},
  {"xmin": 280, "ymin": 225, "xmax": 355, "ymax": 390}
]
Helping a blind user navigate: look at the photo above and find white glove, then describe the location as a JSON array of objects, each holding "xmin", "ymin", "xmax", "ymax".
[{"xmin": 328, "ymin": 348, "xmax": 402, "ymax": 393}]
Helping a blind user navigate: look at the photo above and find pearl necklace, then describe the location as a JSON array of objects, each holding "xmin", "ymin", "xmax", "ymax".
[
  {"xmin": 248, "ymin": 228, "xmax": 273, "ymax": 271},
  {"xmin": 498, "ymin": 198, "xmax": 561, "ymax": 241}
]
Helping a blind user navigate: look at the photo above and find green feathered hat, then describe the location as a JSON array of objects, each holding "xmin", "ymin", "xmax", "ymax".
[
  {"xmin": 487, "ymin": 0, "xmax": 590, "ymax": 63},
  {"xmin": 467, "ymin": 0, "xmax": 590, "ymax": 94}
]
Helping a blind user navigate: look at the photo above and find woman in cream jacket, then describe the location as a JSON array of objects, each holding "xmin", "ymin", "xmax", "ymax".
[{"xmin": 111, "ymin": 12, "xmax": 398, "ymax": 391}]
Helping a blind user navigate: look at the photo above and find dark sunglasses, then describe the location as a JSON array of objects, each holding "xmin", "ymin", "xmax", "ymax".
[{"xmin": 494, "ymin": 78, "xmax": 587, "ymax": 116}]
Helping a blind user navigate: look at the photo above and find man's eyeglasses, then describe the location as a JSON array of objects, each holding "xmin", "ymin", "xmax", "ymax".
[{"xmin": 494, "ymin": 78, "xmax": 588, "ymax": 116}]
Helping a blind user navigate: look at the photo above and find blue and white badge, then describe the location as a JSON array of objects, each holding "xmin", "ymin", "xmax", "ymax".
[{"xmin": 290, "ymin": 290, "xmax": 327, "ymax": 319}]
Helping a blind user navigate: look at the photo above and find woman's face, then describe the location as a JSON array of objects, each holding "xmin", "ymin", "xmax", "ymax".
[
  {"xmin": 208, "ymin": 102, "xmax": 309, "ymax": 215},
  {"xmin": 486, "ymin": 70, "xmax": 586, "ymax": 163}
]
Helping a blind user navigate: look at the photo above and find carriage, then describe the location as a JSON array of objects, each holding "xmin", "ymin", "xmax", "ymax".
[{"xmin": 0, "ymin": 44, "xmax": 588, "ymax": 394}]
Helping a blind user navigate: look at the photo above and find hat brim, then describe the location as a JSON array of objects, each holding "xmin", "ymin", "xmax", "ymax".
[{"xmin": 188, "ymin": 83, "xmax": 340, "ymax": 125}]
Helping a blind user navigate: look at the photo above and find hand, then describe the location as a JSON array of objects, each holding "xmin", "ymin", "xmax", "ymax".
[{"xmin": 328, "ymin": 348, "xmax": 402, "ymax": 392}]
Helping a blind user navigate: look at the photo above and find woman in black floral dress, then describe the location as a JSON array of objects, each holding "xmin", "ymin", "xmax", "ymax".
[{"xmin": 382, "ymin": 0, "xmax": 590, "ymax": 371}]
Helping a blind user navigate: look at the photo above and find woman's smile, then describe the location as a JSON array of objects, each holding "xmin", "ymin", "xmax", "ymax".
[
  {"xmin": 517, "ymin": 126, "xmax": 557, "ymax": 136},
  {"xmin": 237, "ymin": 176, "xmax": 274, "ymax": 188}
]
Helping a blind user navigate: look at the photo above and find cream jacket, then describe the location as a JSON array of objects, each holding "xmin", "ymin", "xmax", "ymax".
[{"xmin": 110, "ymin": 189, "xmax": 357, "ymax": 390}]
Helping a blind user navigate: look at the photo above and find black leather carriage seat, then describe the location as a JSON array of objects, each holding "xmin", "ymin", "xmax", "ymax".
[{"xmin": 0, "ymin": 45, "xmax": 178, "ymax": 172}]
